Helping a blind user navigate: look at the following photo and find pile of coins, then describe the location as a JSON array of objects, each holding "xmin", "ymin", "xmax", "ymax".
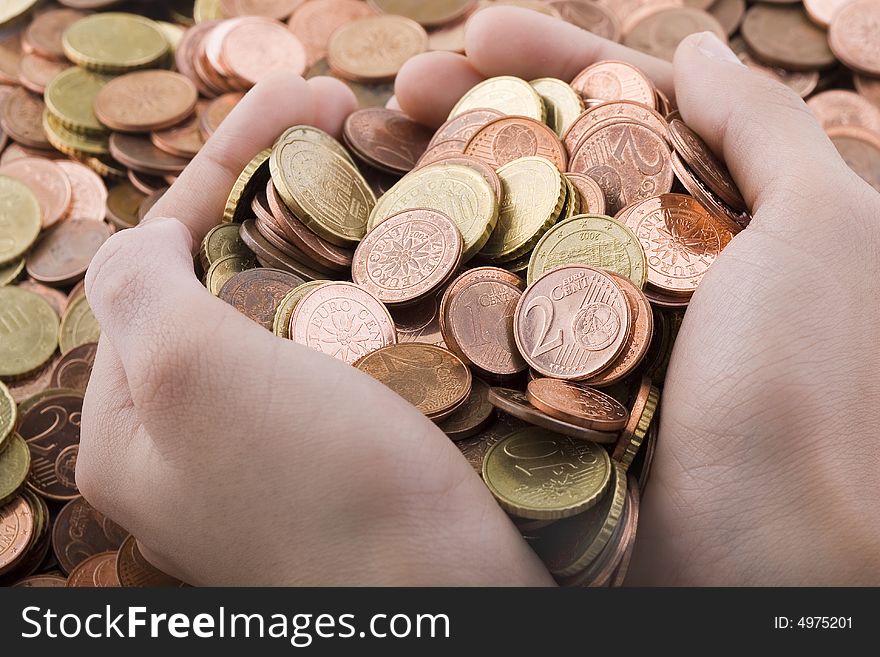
[{"xmin": 1, "ymin": 0, "xmax": 879, "ymax": 588}]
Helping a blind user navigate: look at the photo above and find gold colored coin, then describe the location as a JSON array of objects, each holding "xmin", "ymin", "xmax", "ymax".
[
  {"xmin": 0, "ymin": 287, "xmax": 59, "ymax": 378},
  {"xmin": 0, "ymin": 381, "xmax": 15, "ymax": 449},
  {"xmin": 530, "ymin": 77, "xmax": 584, "ymax": 138},
  {"xmin": 63, "ymin": 13, "xmax": 170, "ymax": 74},
  {"xmin": 223, "ymin": 149, "xmax": 271, "ymax": 224},
  {"xmin": 42, "ymin": 111, "xmax": 109, "ymax": 157},
  {"xmin": 369, "ymin": 163, "xmax": 498, "ymax": 261},
  {"xmin": 0, "ymin": 434, "xmax": 31, "ymax": 507},
  {"xmin": 272, "ymin": 280, "xmax": 327, "ymax": 339},
  {"xmin": 276, "ymin": 125, "xmax": 355, "ymax": 166},
  {"xmin": 0, "ymin": 1, "xmax": 38, "ymax": 27},
  {"xmin": 449, "ymin": 76, "xmax": 546, "ymax": 122},
  {"xmin": 157, "ymin": 21, "xmax": 185, "ymax": 52},
  {"xmin": 0, "ymin": 258, "xmax": 25, "ymax": 286},
  {"xmin": 0, "ymin": 176, "xmax": 41, "ymax": 267},
  {"xmin": 199, "ymin": 223, "xmax": 251, "ymax": 272},
  {"xmin": 482, "ymin": 427, "xmax": 612, "ymax": 520},
  {"xmin": 194, "ymin": 0, "xmax": 226, "ymax": 22},
  {"xmin": 205, "ymin": 253, "xmax": 257, "ymax": 296},
  {"xmin": 528, "ymin": 213, "xmax": 648, "ymax": 288},
  {"xmin": 482, "ymin": 156, "xmax": 566, "ymax": 262},
  {"xmin": 59, "ymin": 294, "xmax": 100, "ymax": 354},
  {"xmin": 44, "ymin": 67, "xmax": 112, "ymax": 135},
  {"xmin": 613, "ymin": 378, "xmax": 659, "ymax": 470},
  {"xmin": 560, "ymin": 176, "xmax": 581, "ymax": 220}
]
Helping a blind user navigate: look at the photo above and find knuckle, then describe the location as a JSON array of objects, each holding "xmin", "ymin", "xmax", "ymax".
[
  {"xmin": 85, "ymin": 229, "xmax": 148, "ymax": 322},
  {"xmin": 129, "ymin": 333, "xmax": 203, "ymax": 412}
]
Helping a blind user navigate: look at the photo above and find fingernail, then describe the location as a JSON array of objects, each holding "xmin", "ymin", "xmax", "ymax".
[{"xmin": 695, "ymin": 32, "xmax": 742, "ymax": 65}]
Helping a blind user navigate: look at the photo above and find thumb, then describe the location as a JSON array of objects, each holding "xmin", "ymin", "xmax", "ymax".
[{"xmin": 673, "ymin": 32, "xmax": 859, "ymax": 232}]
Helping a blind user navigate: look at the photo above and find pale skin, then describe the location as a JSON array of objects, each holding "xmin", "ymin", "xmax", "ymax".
[{"xmin": 78, "ymin": 8, "xmax": 880, "ymax": 586}]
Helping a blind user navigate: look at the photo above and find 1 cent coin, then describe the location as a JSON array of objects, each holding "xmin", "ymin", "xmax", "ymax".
[
  {"xmin": 0, "ymin": 496, "xmax": 35, "ymax": 575},
  {"xmin": 526, "ymin": 378, "xmax": 629, "ymax": 431},
  {"xmin": 570, "ymin": 60, "xmax": 656, "ymax": 109},
  {"xmin": 343, "ymin": 108, "xmax": 433, "ymax": 174},
  {"xmin": 52, "ymin": 496, "xmax": 128, "ymax": 574},
  {"xmin": 66, "ymin": 552, "xmax": 121, "ymax": 587},
  {"xmin": 218, "ymin": 268, "xmax": 305, "ymax": 331},
  {"xmin": 56, "ymin": 161, "xmax": 108, "ymax": 223},
  {"xmin": 438, "ymin": 377, "xmax": 494, "ymax": 441}
]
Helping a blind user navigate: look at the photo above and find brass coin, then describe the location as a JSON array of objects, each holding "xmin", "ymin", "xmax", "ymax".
[
  {"xmin": 44, "ymin": 66, "xmax": 112, "ymax": 134},
  {"xmin": 0, "ymin": 434, "xmax": 30, "ymax": 506},
  {"xmin": 449, "ymin": 76, "xmax": 545, "ymax": 122},
  {"xmin": 438, "ymin": 377, "xmax": 494, "ymax": 441},
  {"xmin": 0, "ymin": 1, "xmax": 39, "ymax": 27},
  {"xmin": 527, "ymin": 213, "xmax": 647, "ymax": 288},
  {"xmin": 482, "ymin": 156, "xmax": 566, "ymax": 261},
  {"xmin": 59, "ymin": 294, "xmax": 100, "ymax": 354},
  {"xmin": 612, "ymin": 376, "xmax": 659, "ymax": 470},
  {"xmin": 272, "ymin": 280, "xmax": 327, "ymax": 339},
  {"xmin": 205, "ymin": 253, "xmax": 257, "ymax": 296},
  {"xmin": 0, "ymin": 287, "xmax": 59, "ymax": 379},
  {"xmin": 105, "ymin": 181, "xmax": 146, "ymax": 230},
  {"xmin": 223, "ymin": 148, "xmax": 271, "ymax": 224},
  {"xmin": 63, "ymin": 13, "xmax": 170, "ymax": 73},
  {"xmin": 43, "ymin": 112, "xmax": 110, "ymax": 157},
  {"xmin": 530, "ymin": 77, "xmax": 585, "ymax": 138},
  {"xmin": 0, "ymin": 381, "xmax": 16, "ymax": 449},
  {"xmin": 355, "ymin": 343, "xmax": 472, "ymax": 422},
  {"xmin": 218, "ymin": 267, "xmax": 305, "ymax": 331},
  {"xmin": 0, "ymin": 258, "xmax": 25, "ymax": 286},
  {"xmin": 369, "ymin": 163, "xmax": 498, "ymax": 261},
  {"xmin": 482, "ymin": 426, "xmax": 612, "ymax": 520},
  {"xmin": 271, "ymin": 135, "xmax": 375, "ymax": 247},
  {"xmin": 0, "ymin": 175, "xmax": 41, "ymax": 266},
  {"xmin": 199, "ymin": 223, "xmax": 251, "ymax": 272},
  {"xmin": 277, "ymin": 124, "xmax": 355, "ymax": 167}
]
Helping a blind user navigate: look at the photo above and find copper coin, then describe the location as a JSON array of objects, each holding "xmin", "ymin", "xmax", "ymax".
[
  {"xmin": 612, "ymin": 375, "xmax": 656, "ymax": 468},
  {"xmin": 219, "ymin": 17, "xmax": 307, "ymax": 86},
  {"xmin": 563, "ymin": 100, "xmax": 669, "ymax": 166},
  {"xmin": 623, "ymin": 193, "xmax": 733, "ymax": 296},
  {"xmin": 290, "ymin": 282, "xmax": 397, "ymax": 364},
  {"xmin": 50, "ymin": 342, "xmax": 97, "ymax": 392},
  {"xmin": 220, "ymin": 0, "xmax": 306, "ymax": 19},
  {"xmin": 668, "ymin": 118, "xmax": 746, "ymax": 212},
  {"xmin": 415, "ymin": 139, "xmax": 468, "ymax": 167},
  {"xmin": 514, "ymin": 265, "xmax": 629, "ymax": 380},
  {"xmin": 368, "ymin": 0, "xmax": 476, "ymax": 28},
  {"xmin": 23, "ymin": 8, "xmax": 85, "ymax": 61},
  {"xmin": 287, "ymin": 0, "xmax": 377, "ymax": 67},
  {"xmin": 218, "ymin": 267, "xmax": 305, "ymax": 331},
  {"xmin": 623, "ymin": 6, "xmax": 727, "ymax": 62},
  {"xmin": 5, "ymin": 356, "xmax": 57, "ymax": 405},
  {"xmin": 150, "ymin": 100, "xmax": 207, "ymax": 159},
  {"xmin": 828, "ymin": 125, "xmax": 880, "ymax": 193},
  {"xmin": 570, "ymin": 61, "xmax": 656, "ymax": 109},
  {"xmin": 669, "ymin": 152, "xmax": 748, "ymax": 234},
  {"xmin": 0, "ymin": 157, "xmax": 71, "ymax": 228},
  {"xmin": 95, "ymin": 70, "xmax": 198, "ymax": 133},
  {"xmin": 17, "ymin": 53, "xmax": 69, "ymax": 94},
  {"xmin": 128, "ymin": 169, "xmax": 166, "ymax": 196},
  {"xmin": 66, "ymin": 552, "xmax": 122, "ymax": 587},
  {"xmin": 803, "ymin": 0, "xmax": 850, "ymax": 28},
  {"xmin": 855, "ymin": 74, "xmax": 880, "ymax": 109},
  {"xmin": 729, "ymin": 36, "xmax": 818, "ymax": 99},
  {"xmin": 243, "ymin": 219, "xmax": 333, "ymax": 281},
  {"xmin": 354, "ymin": 343, "xmax": 472, "ymax": 421},
  {"xmin": 549, "ymin": 0, "xmax": 621, "ymax": 41},
  {"xmin": 807, "ymin": 90, "xmax": 880, "ymax": 138},
  {"xmin": 439, "ymin": 265, "xmax": 523, "ymax": 341},
  {"xmin": 0, "ymin": 496, "xmax": 34, "ymax": 575},
  {"xmin": 582, "ymin": 272, "xmax": 653, "ymax": 387},
  {"xmin": 116, "ymin": 535, "xmax": 183, "ymax": 587},
  {"xmin": 109, "ymin": 133, "xmax": 190, "ymax": 176},
  {"xmin": 265, "ymin": 181, "xmax": 354, "ymax": 272},
  {"xmin": 829, "ymin": 0, "xmax": 880, "ymax": 76},
  {"xmin": 26, "ymin": 220, "xmax": 112, "ymax": 286},
  {"xmin": 487, "ymin": 387, "xmax": 618, "ymax": 443},
  {"xmin": 609, "ymin": 475, "xmax": 641, "ymax": 586},
  {"xmin": 526, "ymin": 378, "xmax": 629, "ymax": 431},
  {"xmin": 741, "ymin": 3, "xmax": 836, "ymax": 71},
  {"xmin": 13, "ymin": 574, "xmax": 67, "ymax": 587},
  {"xmin": 51, "ymin": 496, "xmax": 127, "ymax": 575},
  {"xmin": 343, "ymin": 108, "xmax": 433, "ymax": 174},
  {"xmin": 327, "ymin": 15, "xmax": 428, "ymax": 82},
  {"xmin": 564, "ymin": 172, "xmax": 607, "ymax": 215},
  {"xmin": 438, "ymin": 377, "xmax": 494, "ymax": 440},
  {"xmin": 0, "ymin": 87, "xmax": 50, "ymax": 150},
  {"xmin": 441, "ymin": 270, "xmax": 527, "ymax": 376},
  {"xmin": 200, "ymin": 92, "xmax": 243, "ymax": 139},
  {"xmin": 56, "ymin": 161, "xmax": 108, "ymax": 223},
  {"xmin": 175, "ymin": 19, "xmax": 219, "ymax": 93},
  {"xmin": 391, "ymin": 291, "xmax": 447, "ymax": 349},
  {"xmin": 428, "ymin": 108, "xmax": 505, "ymax": 149},
  {"xmin": 464, "ymin": 115, "xmax": 568, "ymax": 171},
  {"xmin": 353, "ymin": 208, "xmax": 462, "ymax": 305},
  {"xmin": 19, "ymin": 391, "xmax": 83, "ymax": 501}
]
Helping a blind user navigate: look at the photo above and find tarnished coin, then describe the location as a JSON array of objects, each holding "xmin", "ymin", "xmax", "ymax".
[
  {"xmin": 205, "ymin": 253, "xmax": 257, "ymax": 296},
  {"xmin": 449, "ymin": 76, "xmax": 545, "ymax": 122},
  {"xmin": 343, "ymin": 108, "xmax": 432, "ymax": 174},
  {"xmin": 487, "ymin": 387, "xmax": 618, "ymax": 444},
  {"xmin": 59, "ymin": 294, "xmax": 100, "ymax": 354},
  {"xmin": 66, "ymin": 552, "xmax": 121, "ymax": 587},
  {"xmin": 19, "ymin": 390, "xmax": 83, "ymax": 501},
  {"xmin": 482, "ymin": 426, "xmax": 612, "ymax": 520},
  {"xmin": 741, "ymin": 3, "xmax": 836, "ymax": 71},
  {"xmin": 622, "ymin": 193, "xmax": 733, "ymax": 296},
  {"xmin": 526, "ymin": 378, "xmax": 629, "ymax": 431},
  {"xmin": 218, "ymin": 267, "xmax": 304, "ymax": 331},
  {"xmin": 528, "ymin": 214, "xmax": 647, "ymax": 288},
  {"xmin": 532, "ymin": 460, "xmax": 626, "ymax": 577},
  {"xmin": 0, "ymin": 287, "xmax": 59, "ymax": 379},
  {"xmin": 109, "ymin": 133, "xmax": 190, "ymax": 176},
  {"xmin": 106, "ymin": 181, "xmax": 147, "ymax": 230},
  {"xmin": 0, "ymin": 175, "xmax": 41, "ymax": 266},
  {"xmin": 328, "ymin": 14, "xmax": 427, "ymax": 82},
  {"xmin": 623, "ymin": 6, "xmax": 727, "ymax": 62},
  {"xmin": 95, "ymin": 70, "xmax": 198, "ymax": 133},
  {"xmin": 612, "ymin": 376, "xmax": 659, "ymax": 470},
  {"xmin": 0, "ymin": 158, "xmax": 72, "ymax": 228},
  {"xmin": 116, "ymin": 535, "xmax": 183, "ymax": 587},
  {"xmin": 456, "ymin": 413, "xmax": 527, "ymax": 474},
  {"xmin": 514, "ymin": 265, "xmax": 630, "ymax": 381},
  {"xmin": 56, "ymin": 161, "xmax": 108, "ymax": 223},
  {"xmin": 530, "ymin": 77, "xmax": 585, "ymax": 138},
  {"xmin": 369, "ymin": 162, "xmax": 498, "ymax": 261},
  {"xmin": 0, "ymin": 382, "xmax": 15, "ymax": 450},
  {"xmin": 570, "ymin": 61, "xmax": 656, "ymax": 109},
  {"xmin": 438, "ymin": 378, "xmax": 494, "ymax": 441},
  {"xmin": 440, "ymin": 269, "xmax": 527, "ymax": 376},
  {"xmin": 13, "ymin": 574, "xmax": 67, "ymax": 588},
  {"xmin": 829, "ymin": 0, "xmax": 880, "ymax": 77},
  {"xmin": 482, "ymin": 156, "xmax": 566, "ymax": 261},
  {"xmin": 52, "ymin": 496, "xmax": 127, "ymax": 575},
  {"xmin": 0, "ymin": 434, "xmax": 30, "ymax": 507},
  {"xmin": 63, "ymin": 12, "xmax": 169, "ymax": 73},
  {"xmin": 355, "ymin": 343, "xmax": 472, "ymax": 421},
  {"xmin": 828, "ymin": 126, "xmax": 880, "ymax": 193},
  {"xmin": 466, "ymin": 116, "xmax": 568, "ymax": 172},
  {"xmin": 391, "ymin": 292, "xmax": 447, "ymax": 348},
  {"xmin": 290, "ymin": 282, "xmax": 397, "ymax": 364},
  {"xmin": 26, "ymin": 220, "xmax": 112, "ymax": 286},
  {"xmin": 199, "ymin": 223, "xmax": 251, "ymax": 272},
  {"xmin": 0, "ymin": 496, "xmax": 35, "ymax": 575},
  {"xmin": 50, "ymin": 342, "xmax": 97, "ymax": 392},
  {"xmin": 352, "ymin": 209, "xmax": 462, "ymax": 305}
]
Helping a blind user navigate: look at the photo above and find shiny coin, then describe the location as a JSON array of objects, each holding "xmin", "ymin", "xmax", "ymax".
[
  {"xmin": 288, "ymin": 0, "xmax": 377, "ymax": 67},
  {"xmin": 205, "ymin": 253, "xmax": 257, "ymax": 296},
  {"xmin": 612, "ymin": 376, "xmax": 659, "ymax": 470},
  {"xmin": 218, "ymin": 17, "xmax": 307, "ymax": 86},
  {"xmin": 526, "ymin": 378, "xmax": 629, "ymax": 431},
  {"xmin": 428, "ymin": 108, "xmax": 505, "ymax": 148},
  {"xmin": 465, "ymin": 116, "xmax": 567, "ymax": 171},
  {"xmin": 343, "ymin": 108, "xmax": 433, "ymax": 174},
  {"xmin": 218, "ymin": 267, "xmax": 304, "ymax": 331},
  {"xmin": 0, "ymin": 496, "xmax": 35, "ymax": 576},
  {"xmin": 829, "ymin": 0, "xmax": 880, "ymax": 77},
  {"xmin": 0, "ymin": 287, "xmax": 59, "ymax": 379},
  {"xmin": 95, "ymin": 70, "xmax": 198, "ymax": 133},
  {"xmin": 43, "ymin": 66, "xmax": 111, "ymax": 134},
  {"xmin": 530, "ymin": 77, "xmax": 584, "ymax": 138},
  {"xmin": 570, "ymin": 60, "xmax": 656, "ymax": 109},
  {"xmin": 56, "ymin": 161, "xmax": 108, "ymax": 223},
  {"xmin": 0, "ymin": 158, "xmax": 72, "ymax": 229},
  {"xmin": 449, "ymin": 76, "xmax": 545, "ymax": 122},
  {"xmin": 0, "ymin": 382, "xmax": 15, "ymax": 450},
  {"xmin": 272, "ymin": 280, "xmax": 327, "ymax": 339}
]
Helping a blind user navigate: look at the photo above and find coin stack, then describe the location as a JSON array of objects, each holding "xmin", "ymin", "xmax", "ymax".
[{"xmin": 2, "ymin": 0, "xmax": 880, "ymax": 588}]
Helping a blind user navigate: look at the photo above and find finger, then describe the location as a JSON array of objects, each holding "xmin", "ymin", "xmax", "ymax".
[
  {"xmin": 673, "ymin": 32, "xmax": 857, "ymax": 225},
  {"xmin": 305, "ymin": 76, "xmax": 357, "ymax": 138},
  {"xmin": 147, "ymin": 72, "xmax": 317, "ymax": 243},
  {"xmin": 395, "ymin": 51, "xmax": 485, "ymax": 127},
  {"xmin": 385, "ymin": 95, "xmax": 401, "ymax": 111}
]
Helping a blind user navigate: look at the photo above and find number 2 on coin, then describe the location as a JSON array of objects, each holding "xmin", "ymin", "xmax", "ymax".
[{"xmin": 524, "ymin": 296, "xmax": 563, "ymax": 358}]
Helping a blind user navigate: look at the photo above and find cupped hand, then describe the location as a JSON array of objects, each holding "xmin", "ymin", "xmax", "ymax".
[
  {"xmin": 77, "ymin": 72, "xmax": 551, "ymax": 586},
  {"xmin": 396, "ymin": 7, "xmax": 880, "ymax": 585}
]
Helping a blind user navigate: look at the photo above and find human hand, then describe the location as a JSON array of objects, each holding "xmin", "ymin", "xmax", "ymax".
[
  {"xmin": 396, "ymin": 7, "xmax": 880, "ymax": 585},
  {"xmin": 77, "ymin": 71, "xmax": 551, "ymax": 586}
]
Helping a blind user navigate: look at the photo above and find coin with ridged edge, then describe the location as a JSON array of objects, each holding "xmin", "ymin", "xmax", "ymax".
[
  {"xmin": 0, "ymin": 287, "xmax": 59, "ymax": 379},
  {"xmin": 449, "ymin": 76, "xmax": 545, "ymax": 122}
]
